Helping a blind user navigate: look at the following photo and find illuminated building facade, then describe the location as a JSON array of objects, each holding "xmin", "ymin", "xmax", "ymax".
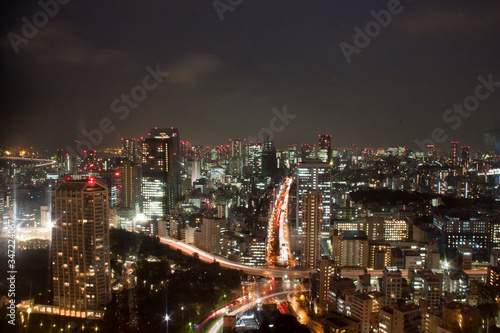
[
  {"xmin": 51, "ymin": 180, "xmax": 111, "ymax": 317},
  {"xmin": 317, "ymin": 134, "xmax": 331, "ymax": 163},
  {"xmin": 141, "ymin": 128, "xmax": 180, "ymax": 220},
  {"xmin": 296, "ymin": 159, "xmax": 331, "ymax": 236},
  {"xmin": 301, "ymin": 190, "xmax": 322, "ymax": 270},
  {"xmin": 244, "ymin": 143, "xmax": 263, "ymax": 176},
  {"xmin": 451, "ymin": 141, "xmax": 458, "ymax": 165},
  {"xmin": 381, "ymin": 267, "xmax": 403, "ymax": 307},
  {"xmin": 119, "ymin": 160, "xmax": 141, "ymax": 209},
  {"xmin": 383, "ymin": 220, "xmax": 409, "ymax": 241}
]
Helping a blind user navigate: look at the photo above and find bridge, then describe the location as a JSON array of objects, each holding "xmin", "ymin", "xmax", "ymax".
[
  {"xmin": 0, "ymin": 156, "xmax": 58, "ymax": 169},
  {"xmin": 160, "ymin": 237, "xmax": 487, "ymax": 279}
]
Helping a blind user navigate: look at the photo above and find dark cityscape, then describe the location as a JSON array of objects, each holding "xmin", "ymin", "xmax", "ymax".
[{"xmin": 1, "ymin": 1, "xmax": 500, "ymax": 332}]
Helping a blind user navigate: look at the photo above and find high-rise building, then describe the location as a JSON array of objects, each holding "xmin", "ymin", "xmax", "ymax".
[
  {"xmin": 301, "ymin": 190, "xmax": 322, "ymax": 270},
  {"xmin": 380, "ymin": 267, "xmax": 403, "ymax": 307},
  {"xmin": 121, "ymin": 138, "xmax": 140, "ymax": 163},
  {"xmin": 229, "ymin": 138, "xmax": 244, "ymax": 175},
  {"xmin": 262, "ymin": 139, "xmax": 277, "ymax": 178},
  {"xmin": 244, "ymin": 143, "xmax": 263, "ymax": 176},
  {"xmin": 296, "ymin": 159, "xmax": 331, "ymax": 236},
  {"xmin": 119, "ymin": 160, "xmax": 141, "ymax": 209},
  {"xmin": 318, "ymin": 134, "xmax": 332, "ymax": 163},
  {"xmin": 141, "ymin": 128, "xmax": 180, "ymax": 220},
  {"xmin": 461, "ymin": 145, "xmax": 470, "ymax": 166},
  {"xmin": 51, "ymin": 179, "xmax": 111, "ymax": 317},
  {"xmin": 451, "ymin": 141, "xmax": 459, "ymax": 165},
  {"xmin": 317, "ymin": 259, "xmax": 339, "ymax": 313}
]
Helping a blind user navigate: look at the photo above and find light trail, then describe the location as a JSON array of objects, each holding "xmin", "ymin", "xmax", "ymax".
[
  {"xmin": 159, "ymin": 237, "xmax": 488, "ymax": 279},
  {"xmin": 266, "ymin": 177, "xmax": 293, "ymax": 267},
  {"xmin": 206, "ymin": 291, "xmax": 292, "ymax": 333}
]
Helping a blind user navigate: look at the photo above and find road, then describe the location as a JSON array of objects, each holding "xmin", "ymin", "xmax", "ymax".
[
  {"xmin": 206, "ymin": 291, "xmax": 292, "ymax": 333},
  {"xmin": 160, "ymin": 237, "xmax": 488, "ymax": 279},
  {"xmin": 288, "ymin": 292, "xmax": 323, "ymax": 333},
  {"xmin": 266, "ymin": 177, "xmax": 293, "ymax": 267},
  {"xmin": 160, "ymin": 237, "xmax": 315, "ymax": 278}
]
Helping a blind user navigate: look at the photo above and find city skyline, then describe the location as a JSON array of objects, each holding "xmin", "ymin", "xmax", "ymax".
[{"xmin": 1, "ymin": 0, "xmax": 500, "ymax": 151}]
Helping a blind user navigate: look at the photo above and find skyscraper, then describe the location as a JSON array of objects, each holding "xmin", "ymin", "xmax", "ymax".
[
  {"xmin": 141, "ymin": 128, "xmax": 180, "ymax": 220},
  {"xmin": 119, "ymin": 160, "xmax": 141, "ymax": 209},
  {"xmin": 51, "ymin": 179, "xmax": 111, "ymax": 317},
  {"xmin": 318, "ymin": 134, "xmax": 332, "ymax": 163},
  {"xmin": 301, "ymin": 190, "xmax": 322, "ymax": 270},
  {"xmin": 451, "ymin": 141, "xmax": 458, "ymax": 166},
  {"xmin": 296, "ymin": 159, "xmax": 332, "ymax": 236},
  {"xmin": 461, "ymin": 145, "xmax": 470, "ymax": 166},
  {"xmin": 262, "ymin": 139, "xmax": 277, "ymax": 177},
  {"xmin": 244, "ymin": 143, "xmax": 263, "ymax": 176}
]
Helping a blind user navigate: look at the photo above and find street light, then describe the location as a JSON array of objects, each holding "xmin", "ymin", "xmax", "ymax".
[{"xmin": 165, "ymin": 314, "xmax": 170, "ymax": 333}]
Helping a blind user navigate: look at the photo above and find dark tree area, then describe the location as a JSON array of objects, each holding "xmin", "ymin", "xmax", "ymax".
[{"xmin": 108, "ymin": 229, "xmax": 243, "ymax": 333}]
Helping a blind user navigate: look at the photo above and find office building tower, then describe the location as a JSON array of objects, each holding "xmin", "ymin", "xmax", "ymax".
[
  {"xmin": 141, "ymin": 128, "xmax": 180, "ymax": 220},
  {"xmin": 286, "ymin": 144, "xmax": 299, "ymax": 168},
  {"xmin": 262, "ymin": 139, "xmax": 277, "ymax": 177},
  {"xmin": 461, "ymin": 145, "xmax": 470, "ymax": 166},
  {"xmin": 51, "ymin": 179, "xmax": 111, "ymax": 317},
  {"xmin": 381, "ymin": 267, "xmax": 403, "ymax": 307},
  {"xmin": 317, "ymin": 260, "xmax": 339, "ymax": 313},
  {"xmin": 301, "ymin": 143, "xmax": 315, "ymax": 161},
  {"xmin": 296, "ymin": 159, "xmax": 331, "ymax": 236},
  {"xmin": 451, "ymin": 141, "xmax": 459, "ymax": 165},
  {"xmin": 190, "ymin": 159, "xmax": 201, "ymax": 185},
  {"xmin": 121, "ymin": 138, "xmax": 140, "ymax": 163},
  {"xmin": 119, "ymin": 160, "xmax": 141, "ymax": 209},
  {"xmin": 229, "ymin": 138, "xmax": 244, "ymax": 175},
  {"xmin": 318, "ymin": 134, "xmax": 332, "ymax": 163},
  {"xmin": 244, "ymin": 143, "xmax": 263, "ymax": 176},
  {"xmin": 301, "ymin": 190, "xmax": 322, "ymax": 270}
]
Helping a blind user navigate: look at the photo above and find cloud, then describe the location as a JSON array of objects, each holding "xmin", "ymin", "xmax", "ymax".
[
  {"xmin": 5, "ymin": 22, "xmax": 130, "ymax": 67},
  {"xmin": 168, "ymin": 53, "xmax": 221, "ymax": 87},
  {"xmin": 396, "ymin": 4, "xmax": 500, "ymax": 36}
]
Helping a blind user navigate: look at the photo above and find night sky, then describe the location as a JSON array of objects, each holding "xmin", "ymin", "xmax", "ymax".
[{"xmin": 1, "ymin": 0, "xmax": 499, "ymax": 151}]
